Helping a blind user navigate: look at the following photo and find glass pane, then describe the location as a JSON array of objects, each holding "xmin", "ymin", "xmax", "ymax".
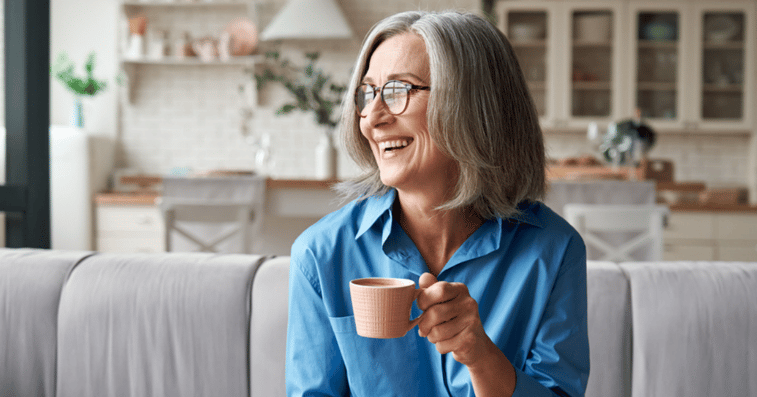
[
  {"xmin": 636, "ymin": 12, "xmax": 679, "ymax": 120},
  {"xmin": 507, "ymin": 11, "xmax": 548, "ymax": 117},
  {"xmin": 571, "ymin": 10, "xmax": 613, "ymax": 117},
  {"xmin": 701, "ymin": 12, "xmax": 744, "ymax": 120}
]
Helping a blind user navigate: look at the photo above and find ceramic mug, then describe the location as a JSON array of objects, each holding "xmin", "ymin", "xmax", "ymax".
[{"xmin": 349, "ymin": 277, "xmax": 423, "ymax": 339}]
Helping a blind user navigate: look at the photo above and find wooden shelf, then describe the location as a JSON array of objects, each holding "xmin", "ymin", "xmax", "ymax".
[
  {"xmin": 122, "ymin": 55, "xmax": 262, "ymax": 66},
  {"xmin": 511, "ymin": 40, "xmax": 547, "ymax": 48},
  {"xmin": 638, "ymin": 40, "xmax": 678, "ymax": 49},
  {"xmin": 572, "ymin": 81, "xmax": 611, "ymax": 90},
  {"xmin": 123, "ymin": 1, "xmax": 249, "ymax": 8},
  {"xmin": 637, "ymin": 82, "xmax": 676, "ymax": 91}
]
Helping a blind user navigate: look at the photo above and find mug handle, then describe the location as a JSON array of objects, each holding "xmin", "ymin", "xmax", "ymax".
[{"xmin": 407, "ymin": 288, "xmax": 425, "ymax": 332}]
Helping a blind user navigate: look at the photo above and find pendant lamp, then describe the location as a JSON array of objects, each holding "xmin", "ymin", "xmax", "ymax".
[{"xmin": 260, "ymin": 0, "xmax": 354, "ymax": 41}]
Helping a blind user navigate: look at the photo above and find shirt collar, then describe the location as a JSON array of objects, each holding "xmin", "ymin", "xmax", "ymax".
[
  {"xmin": 355, "ymin": 189, "xmax": 397, "ymax": 239},
  {"xmin": 355, "ymin": 190, "xmax": 544, "ymax": 240}
]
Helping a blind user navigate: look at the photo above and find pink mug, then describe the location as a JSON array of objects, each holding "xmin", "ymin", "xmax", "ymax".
[{"xmin": 349, "ymin": 277, "xmax": 423, "ymax": 339}]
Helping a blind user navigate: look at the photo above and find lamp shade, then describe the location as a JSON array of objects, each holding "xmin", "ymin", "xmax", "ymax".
[{"xmin": 260, "ymin": 0, "xmax": 354, "ymax": 40}]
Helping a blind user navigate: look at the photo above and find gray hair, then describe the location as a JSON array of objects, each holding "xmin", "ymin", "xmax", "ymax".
[{"xmin": 336, "ymin": 10, "xmax": 545, "ymax": 219}]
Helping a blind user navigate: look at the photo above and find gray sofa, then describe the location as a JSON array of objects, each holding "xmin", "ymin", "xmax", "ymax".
[{"xmin": 1, "ymin": 248, "xmax": 755, "ymax": 397}]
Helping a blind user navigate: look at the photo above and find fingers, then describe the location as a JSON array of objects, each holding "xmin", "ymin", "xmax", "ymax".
[
  {"xmin": 418, "ymin": 272, "xmax": 437, "ymax": 289},
  {"xmin": 417, "ymin": 278, "xmax": 468, "ymax": 311}
]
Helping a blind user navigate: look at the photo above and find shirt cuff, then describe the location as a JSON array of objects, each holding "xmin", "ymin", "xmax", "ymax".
[{"xmin": 511, "ymin": 366, "xmax": 555, "ymax": 397}]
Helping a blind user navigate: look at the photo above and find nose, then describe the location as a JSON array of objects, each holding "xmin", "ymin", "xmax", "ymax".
[{"xmin": 361, "ymin": 94, "xmax": 395, "ymax": 128}]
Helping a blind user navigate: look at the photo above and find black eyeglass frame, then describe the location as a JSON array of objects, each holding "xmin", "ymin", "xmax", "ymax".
[{"xmin": 354, "ymin": 80, "xmax": 431, "ymax": 117}]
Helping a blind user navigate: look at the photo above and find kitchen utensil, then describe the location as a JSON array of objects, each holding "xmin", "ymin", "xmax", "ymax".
[
  {"xmin": 509, "ymin": 22, "xmax": 544, "ymax": 41},
  {"xmin": 705, "ymin": 15, "xmax": 738, "ymax": 42},
  {"xmin": 575, "ymin": 13, "xmax": 611, "ymax": 43},
  {"xmin": 224, "ymin": 17, "xmax": 259, "ymax": 56}
]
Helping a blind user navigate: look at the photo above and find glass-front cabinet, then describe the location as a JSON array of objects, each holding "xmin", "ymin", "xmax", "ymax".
[
  {"xmin": 497, "ymin": 1, "xmax": 623, "ymax": 130},
  {"xmin": 497, "ymin": 0, "xmax": 754, "ymax": 133},
  {"xmin": 629, "ymin": 1, "xmax": 754, "ymax": 131},
  {"xmin": 693, "ymin": 3, "xmax": 755, "ymax": 130}
]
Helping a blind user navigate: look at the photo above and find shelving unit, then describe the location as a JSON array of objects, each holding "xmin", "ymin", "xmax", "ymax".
[{"xmin": 118, "ymin": 0, "xmax": 262, "ymax": 103}]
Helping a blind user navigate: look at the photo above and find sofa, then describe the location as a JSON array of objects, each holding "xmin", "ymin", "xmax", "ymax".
[{"xmin": 1, "ymin": 247, "xmax": 755, "ymax": 397}]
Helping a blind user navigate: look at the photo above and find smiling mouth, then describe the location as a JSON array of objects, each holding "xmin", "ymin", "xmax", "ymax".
[{"xmin": 379, "ymin": 138, "xmax": 412, "ymax": 153}]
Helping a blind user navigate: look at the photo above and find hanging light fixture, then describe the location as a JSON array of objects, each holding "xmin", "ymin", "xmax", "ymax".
[{"xmin": 260, "ymin": 0, "xmax": 354, "ymax": 41}]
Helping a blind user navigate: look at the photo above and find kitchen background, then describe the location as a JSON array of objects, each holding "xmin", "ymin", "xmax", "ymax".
[{"xmin": 1, "ymin": 0, "xmax": 756, "ymax": 196}]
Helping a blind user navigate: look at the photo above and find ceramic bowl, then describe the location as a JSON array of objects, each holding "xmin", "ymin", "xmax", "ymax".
[{"xmin": 510, "ymin": 23, "xmax": 544, "ymax": 41}]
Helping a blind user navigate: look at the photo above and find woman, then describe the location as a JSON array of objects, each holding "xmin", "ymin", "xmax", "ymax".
[{"xmin": 286, "ymin": 10, "xmax": 589, "ymax": 397}]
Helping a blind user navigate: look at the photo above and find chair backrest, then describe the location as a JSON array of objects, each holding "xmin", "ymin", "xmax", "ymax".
[
  {"xmin": 160, "ymin": 176, "xmax": 266, "ymax": 254},
  {"xmin": 159, "ymin": 199, "xmax": 256, "ymax": 254},
  {"xmin": 563, "ymin": 204, "xmax": 669, "ymax": 262}
]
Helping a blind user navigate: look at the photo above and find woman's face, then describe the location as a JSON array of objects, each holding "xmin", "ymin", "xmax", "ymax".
[{"xmin": 359, "ymin": 33, "xmax": 458, "ymax": 194}]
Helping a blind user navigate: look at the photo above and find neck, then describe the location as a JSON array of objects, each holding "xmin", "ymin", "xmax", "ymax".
[{"xmin": 395, "ymin": 191, "xmax": 484, "ymax": 276}]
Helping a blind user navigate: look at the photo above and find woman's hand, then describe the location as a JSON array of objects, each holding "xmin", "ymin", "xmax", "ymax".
[
  {"xmin": 417, "ymin": 272, "xmax": 516, "ymax": 396},
  {"xmin": 416, "ymin": 272, "xmax": 494, "ymax": 366}
]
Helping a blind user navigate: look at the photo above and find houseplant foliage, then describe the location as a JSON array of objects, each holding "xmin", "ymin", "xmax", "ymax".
[
  {"xmin": 254, "ymin": 51, "xmax": 346, "ymax": 129},
  {"xmin": 51, "ymin": 51, "xmax": 108, "ymax": 97}
]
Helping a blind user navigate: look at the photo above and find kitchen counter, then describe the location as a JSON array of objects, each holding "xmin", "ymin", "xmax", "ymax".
[{"xmin": 96, "ymin": 178, "xmax": 757, "ymax": 213}]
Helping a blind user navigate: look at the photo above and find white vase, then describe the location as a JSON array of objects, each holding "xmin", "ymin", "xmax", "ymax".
[{"xmin": 315, "ymin": 132, "xmax": 337, "ymax": 180}]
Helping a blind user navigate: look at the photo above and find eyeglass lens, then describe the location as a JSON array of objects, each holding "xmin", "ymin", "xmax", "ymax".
[{"xmin": 355, "ymin": 81, "xmax": 409, "ymax": 116}]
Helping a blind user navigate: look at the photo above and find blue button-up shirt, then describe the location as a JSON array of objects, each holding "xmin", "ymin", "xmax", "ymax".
[{"xmin": 286, "ymin": 189, "xmax": 589, "ymax": 396}]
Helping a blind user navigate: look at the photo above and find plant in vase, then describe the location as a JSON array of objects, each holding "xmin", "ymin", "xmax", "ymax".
[
  {"xmin": 254, "ymin": 51, "xmax": 347, "ymax": 179},
  {"xmin": 51, "ymin": 51, "xmax": 108, "ymax": 129}
]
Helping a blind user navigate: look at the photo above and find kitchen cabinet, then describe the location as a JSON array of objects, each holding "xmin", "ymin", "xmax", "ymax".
[
  {"xmin": 119, "ymin": 0, "xmax": 262, "ymax": 102},
  {"xmin": 96, "ymin": 204, "xmax": 165, "ymax": 253},
  {"xmin": 496, "ymin": 1, "xmax": 625, "ymax": 130},
  {"xmin": 495, "ymin": 0, "xmax": 756, "ymax": 132},
  {"xmin": 628, "ymin": 1, "xmax": 755, "ymax": 131},
  {"xmin": 663, "ymin": 211, "xmax": 757, "ymax": 260}
]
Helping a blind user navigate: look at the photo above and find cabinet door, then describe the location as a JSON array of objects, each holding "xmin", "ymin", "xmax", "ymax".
[
  {"xmin": 565, "ymin": 2, "xmax": 625, "ymax": 129},
  {"xmin": 497, "ymin": 2, "xmax": 559, "ymax": 127},
  {"xmin": 692, "ymin": 2, "xmax": 755, "ymax": 131},
  {"xmin": 628, "ymin": 2, "xmax": 691, "ymax": 130}
]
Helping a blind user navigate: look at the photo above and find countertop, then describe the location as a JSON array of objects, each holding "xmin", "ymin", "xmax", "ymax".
[
  {"xmin": 95, "ymin": 178, "xmax": 339, "ymax": 206},
  {"xmin": 95, "ymin": 178, "xmax": 757, "ymax": 213}
]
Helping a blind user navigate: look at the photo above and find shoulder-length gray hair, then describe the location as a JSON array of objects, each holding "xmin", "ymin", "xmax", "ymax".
[{"xmin": 336, "ymin": 10, "xmax": 545, "ymax": 219}]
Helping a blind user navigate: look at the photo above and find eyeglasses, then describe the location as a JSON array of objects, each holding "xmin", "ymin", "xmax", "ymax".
[{"xmin": 354, "ymin": 80, "xmax": 430, "ymax": 117}]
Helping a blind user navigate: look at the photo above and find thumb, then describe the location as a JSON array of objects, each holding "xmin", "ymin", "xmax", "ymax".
[{"xmin": 418, "ymin": 272, "xmax": 437, "ymax": 289}]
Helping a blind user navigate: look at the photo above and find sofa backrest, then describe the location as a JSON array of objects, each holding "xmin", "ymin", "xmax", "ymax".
[
  {"xmin": 250, "ymin": 256, "xmax": 290, "ymax": 396},
  {"xmin": 55, "ymin": 252, "xmax": 266, "ymax": 397},
  {"xmin": 0, "ymin": 248, "xmax": 93, "ymax": 397},
  {"xmin": 620, "ymin": 261, "xmax": 757, "ymax": 397},
  {"xmin": 585, "ymin": 260, "xmax": 632, "ymax": 397}
]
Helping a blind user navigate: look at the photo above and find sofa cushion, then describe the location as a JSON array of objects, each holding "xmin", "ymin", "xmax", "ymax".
[
  {"xmin": 0, "ymin": 248, "xmax": 93, "ymax": 397},
  {"xmin": 585, "ymin": 260, "xmax": 632, "ymax": 397},
  {"xmin": 56, "ymin": 252, "xmax": 265, "ymax": 397},
  {"xmin": 250, "ymin": 256, "xmax": 290, "ymax": 397},
  {"xmin": 620, "ymin": 261, "xmax": 757, "ymax": 397}
]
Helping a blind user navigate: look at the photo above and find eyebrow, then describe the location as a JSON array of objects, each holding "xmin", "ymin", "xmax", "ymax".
[{"xmin": 362, "ymin": 72, "xmax": 428, "ymax": 85}]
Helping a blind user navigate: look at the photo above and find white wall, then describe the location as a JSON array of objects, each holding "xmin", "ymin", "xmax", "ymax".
[{"xmin": 50, "ymin": 0, "xmax": 119, "ymax": 136}]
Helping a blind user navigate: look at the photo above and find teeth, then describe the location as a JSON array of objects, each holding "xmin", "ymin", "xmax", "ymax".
[{"xmin": 379, "ymin": 139, "xmax": 410, "ymax": 151}]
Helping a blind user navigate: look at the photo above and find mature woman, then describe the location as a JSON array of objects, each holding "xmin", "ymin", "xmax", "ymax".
[{"xmin": 286, "ymin": 10, "xmax": 589, "ymax": 397}]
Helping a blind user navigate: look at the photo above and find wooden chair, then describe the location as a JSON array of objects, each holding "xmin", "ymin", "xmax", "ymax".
[{"xmin": 563, "ymin": 204, "xmax": 669, "ymax": 262}]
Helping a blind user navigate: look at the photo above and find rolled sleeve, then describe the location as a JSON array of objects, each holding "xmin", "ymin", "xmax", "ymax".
[{"xmin": 285, "ymin": 257, "xmax": 348, "ymax": 397}]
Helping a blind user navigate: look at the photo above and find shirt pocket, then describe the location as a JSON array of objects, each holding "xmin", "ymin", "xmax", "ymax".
[{"xmin": 328, "ymin": 315, "xmax": 428, "ymax": 397}]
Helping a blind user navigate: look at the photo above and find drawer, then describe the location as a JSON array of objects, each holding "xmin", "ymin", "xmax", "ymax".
[
  {"xmin": 663, "ymin": 240, "xmax": 716, "ymax": 261},
  {"xmin": 714, "ymin": 214, "xmax": 757, "ymax": 241},
  {"xmin": 717, "ymin": 241, "xmax": 757, "ymax": 261},
  {"xmin": 97, "ymin": 205, "xmax": 164, "ymax": 233},
  {"xmin": 664, "ymin": 213, "xmax": 716, "ymax": 240},
  {"xmin": 97, "ymin": 236, "xmax": 164, "ymax": 253}
]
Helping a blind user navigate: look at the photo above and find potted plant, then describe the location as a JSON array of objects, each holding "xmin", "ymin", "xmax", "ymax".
[
  {"xmin": 51, "ymin": 51, "xmax": 108, "ymax": 128},
  {"xmin": 254, "ymin": 51, "xmax": 347, "ymax": 179}
]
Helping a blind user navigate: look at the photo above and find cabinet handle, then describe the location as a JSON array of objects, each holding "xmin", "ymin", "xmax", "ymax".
[{"xmin": 137, "ymin": 216, "xmax": 153, "ymax": 225}]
